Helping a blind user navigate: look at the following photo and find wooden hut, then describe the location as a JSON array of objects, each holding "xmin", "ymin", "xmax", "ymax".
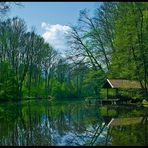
[{"xmin": 102, "ymin": 79, "xmax": 142, "ymax": 99}]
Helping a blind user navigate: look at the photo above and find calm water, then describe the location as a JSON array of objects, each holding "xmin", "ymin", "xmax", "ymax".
[{"xmin": 0, "ymin": 99, "xmax": 147, "ymax": 146}]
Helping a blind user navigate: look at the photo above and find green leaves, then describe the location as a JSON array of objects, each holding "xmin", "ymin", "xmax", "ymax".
[{"xmin": 0, "ymin": 62, "xmax": 18, "ymax": 99}]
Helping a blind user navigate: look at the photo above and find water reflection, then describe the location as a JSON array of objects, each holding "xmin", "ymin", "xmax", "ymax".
[{"xmin": 0, "ymin": 100, "xmax": 147, "ymax": 146}]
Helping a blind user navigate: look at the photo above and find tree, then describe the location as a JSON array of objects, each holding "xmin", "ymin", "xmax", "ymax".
[
  {"xmin": 0, "ymin": 2, "xmax": 22, "ymax": 19},
  {"xmin": 110, "ymin": 2, "xmax": 148, "ymax": 97}
]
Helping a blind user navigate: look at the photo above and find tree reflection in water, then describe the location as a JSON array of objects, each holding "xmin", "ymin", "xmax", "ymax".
[{"xmin": 0, "ymin": 100, "xmax": 147, "ymax": 146}]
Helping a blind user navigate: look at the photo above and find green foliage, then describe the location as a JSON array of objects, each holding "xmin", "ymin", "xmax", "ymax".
[
  {"xmin": 22, "ymin": 80, "xmax": 45, "ymax": 99},
  {"xmin": 51, "ymin": 79, "xmax": 63, "ymax": 99},
  {"xmin": 109, "ymin": 2, "xmax": 148, "ymax": 97},
  {"xmin": 0, "ymin": 2, "xmax": 147, "ymax": 101},
  {"xmin": 51, "ymin": 79, "xmax": 74, "ymax": 99},
  {"xmin": 0, "ymin": 17, "xmax": 57, "ymax": 100},
  {"xmin": 83, "ymin": 69, "xmax": 106, "ymax": 96},
  {"xmin": 0, "ymin": 62, "xmax": 18, "ymax": 99},
  {"xmin": 99, "ymin": 106, "xmax": 117, "ymax": 117},
  {"xmin": 112, "ymin": 128, "xmax": 137, "ymax": 146}
]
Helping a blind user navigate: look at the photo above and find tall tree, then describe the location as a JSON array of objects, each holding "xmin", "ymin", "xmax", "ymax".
[{"xmin": 110, "ymin": 2, "xmax": 148, "ymax": 96}]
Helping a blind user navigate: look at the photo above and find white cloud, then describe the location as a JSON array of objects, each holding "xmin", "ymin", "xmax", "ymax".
[
  {"xmin": 41, "ymin": 22, "xmax": 71, "ymax": 55},
  {"xmin": 41, "ymin": 22, "xmax": 47, "ymax": 29}
]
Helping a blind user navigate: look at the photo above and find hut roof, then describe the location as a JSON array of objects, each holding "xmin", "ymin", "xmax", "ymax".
[
  {"xmin": 108, "ymin": 117, "xmax": 143, "ymax": 127},
  {"xmin": 103, "ymin": 79, "xmax": 142, "ymax": 89}
]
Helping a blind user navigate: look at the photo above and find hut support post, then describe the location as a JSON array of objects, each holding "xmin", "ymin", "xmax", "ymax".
[
  {"xmin": 107, "ymin": 88, "xmax": 109, "ymax": 99},
  {"xmin": 116, "ymin": 88, "xmax": 118, "ymax": 98}
]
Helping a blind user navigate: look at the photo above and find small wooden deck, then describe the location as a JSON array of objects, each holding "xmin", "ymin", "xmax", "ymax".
[{"xmin": 96, "ymin": 99, "xmax": 119, "ymax": 105}]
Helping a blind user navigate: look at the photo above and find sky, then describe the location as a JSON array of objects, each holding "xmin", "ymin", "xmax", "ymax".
[{"xmin": 9, "ymin": 2, "xmax": 101, "ymax": 55}]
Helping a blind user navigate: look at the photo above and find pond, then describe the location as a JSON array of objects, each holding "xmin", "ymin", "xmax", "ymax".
[{"xmin": 0, "ymin": 99, "xmax": 147, "ymax": 146}]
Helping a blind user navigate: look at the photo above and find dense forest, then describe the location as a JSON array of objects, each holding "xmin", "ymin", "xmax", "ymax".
[{"xmin": 0, "ymin": 2, "xmax": 147, "ymax": 101}]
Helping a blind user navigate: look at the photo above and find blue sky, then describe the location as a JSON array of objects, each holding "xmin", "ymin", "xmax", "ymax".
[{"xmin": 9, "ymin": 2, "xmax": 101, "ymax": 55}]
